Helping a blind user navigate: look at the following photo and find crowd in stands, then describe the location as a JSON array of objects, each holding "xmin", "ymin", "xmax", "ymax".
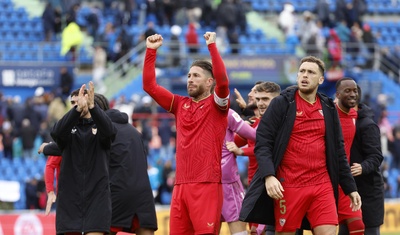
[{"xmin": 40, "ymin": 0, "xmax": 251, "ymax": 63}]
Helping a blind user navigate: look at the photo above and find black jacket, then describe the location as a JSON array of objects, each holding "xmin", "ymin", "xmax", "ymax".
[
  {"xmin": 51, "ymin": 106, "xmax": 116, "ymax": 234},
  {"xmin": 350, "ymin": 103, "xmax": 384, "ymax": 227},
  {"xmin": 239, "ymin": 87, "xmax": 357, "ymax": 226},
  {"xmin": 106, "ymin": 109, "xmax": 158, "ymax": 230}
]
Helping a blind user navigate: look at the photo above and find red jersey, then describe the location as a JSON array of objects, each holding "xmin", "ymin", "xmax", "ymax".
[
  {"xmin": 45, "ymin": 156, "xmax": 62, "ymax": 193},
  {"xmin": 171, "ymin": 95, "xmax": 228, "ymax": 183},
  {"xmin": 277, "ymin": 92, "xmax": 330, "ymax": 187},
  {"xmin": 336, "ymin": 105, "xmax": 357, "ymax": 162},
  {"xmin": 143, "ymin": 43, "xmax": 230, "ymax": 184}
]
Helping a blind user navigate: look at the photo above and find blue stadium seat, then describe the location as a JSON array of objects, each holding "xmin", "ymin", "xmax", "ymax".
[{"xmin": 0, "ymin": 158, "xmax": 12, "ymax": 170}]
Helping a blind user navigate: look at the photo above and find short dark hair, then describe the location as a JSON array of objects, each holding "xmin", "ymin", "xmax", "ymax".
[
  {"xmin": 190, "ymin": 60, "xmax": 214, "ymax": 78},
  {"xmin": 299, "ymin": 56, "xmax": 325, "ymax": 75},
  {"xmin": 70, "ymin": 88, "xmax": 89, "ymax": 98},
  {"xmin": 335, "ymin": 77, "xmax": 355, "ymax": 90},
  {"xmin": 190, "ymin": 60, "xmax": 215, "ymax": 91},
  {"xmin": 255, "ymin": 82, "xmax": 281, "ymax": 94}
]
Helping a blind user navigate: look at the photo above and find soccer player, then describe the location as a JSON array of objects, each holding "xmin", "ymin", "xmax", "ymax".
[
  {"xmin": 233, "ymin": 81, "xmax": 263, "ymax": 122},
  {"xmin": 143, "ymin": 32, "xmax": 230, "ymax": 234},
  {"xmin": 227, "ymin": 81, "xmax": 281, "ymax": 235},
  {"xmin": 239, "ymin": 56, "xmax": 361, "ymax": 235},
  {"xmin": 221, "ymin": 108, "xmax": 256, "ymax": 235},
  {"xmin": 339, "ymin": 85, "xmax": 385, "ymax": 235},
  {"xmin": 335, "ymin": 78, "xmax": 365, "ymax": 235}
]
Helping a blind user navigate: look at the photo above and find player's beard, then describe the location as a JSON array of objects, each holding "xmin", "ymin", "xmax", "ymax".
[
  {"xmin": 298, "ymin": 83, "xmax": 318, "ymax": 95},
  {"xmin": 247, "ymin": 102, "xmax": 258, "ymax": 110},
  {"xmin": 188, "ymin": 84, "xmax": 206, "ymax": 98}
]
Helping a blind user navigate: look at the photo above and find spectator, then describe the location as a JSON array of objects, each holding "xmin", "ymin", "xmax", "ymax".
[
  {"xmin": 170, "ymin": 25, "xmax": 182, "ymax": 67},
  {"xmin": 313, "ymin": 0, "xmax": 331, "ymax": 27},
  {"xmin": 1, "ymin": 120, "xmax": 15, "ymax": 160},
  {"xmin": 132, "ymin": 96, "xmax": 153, "ymax": 157},
  {"xmin": 47, "ymin": 91, "xmax": 68, "ymax": 128},
  {"xmin": 42, "ymin": 2, "xmax": 56, "ymax": 41},
  {"xmin": 185, "ymin": 0, "xmax": 203, "ymax": 24},
  {"xmin": 155, "ymin": 171, "xmax": 175, "ymax": 205},
  {"xmin": 19, "ymin": 118, "xmax": 37, "ymax": 159},
  {"xmin": 54, "ymin": 7, "xmax": 62, "ymax": 37},
  {"xmin": 235, "ymin": 0, "xmax": 248, "ymax": 34},
  {"xmin": 158, "ymin": 118, "xmax": 174, "ymax": 163},
  {"xmin": 390, "ymin": 126, "xmax": 400, "ymax": 171},
  {"xmin": 140, "ymin": 21, "xmax": 157, "ymax": 43},
  {"xmin": 361, "ymin": 23, "xmax": 376, "ymax": 69},
  {"xmin": 326, "ymin": 29, "xmax": 343, "ymax": 69},
  {"xmin": 379, "ymin": 47, "xmax": 397, "ymax": 79},
  {"xmin": 6, "ymin": 96, "xmax": 24, "ymax": 133},
  {"xmin": 278, "ymin": 3, "xmax": 296, "ymax": 37},
  {"xmin": 298, "ymin": 11, "xmax": 323, "ymax": 57},
  {"xmin": 25, "ymin": 177, "xmax": 39, "ymax": 209},
  {"xmin": 228, "ymin": 31, "xmax": 240, "ymax": 54},
  {"xmin": 92, "ymin": 44, "xmax": 107, "ymax": 93},
  {"xmin": 216, "ymin": 0, "xmax": 238, "ymax": 35},
  {"xmin": 60, "ymin": 20, "xmax": 84, "ymax": 61},
  {"xmin": 185, "ymin": 22, "xmax": 199, "ymax": 54},
  {"xmin": 65, "ymin": 3, "xmax": 80, "ymax": 25},
  {"xmin": 23, "ymin": 97, "xmax": 43, "ymax": 134},
  {"xmin": 335, "ymin": 20, "xmax": 351, "ymax": 45},
  {"xmin": 335, "ymin": 0, "xmax": 347, "ymax": 23},
  {"xmin": 59, "ymin": 67, "xmax": 74, "ymax": 99},
  {"xmin": 86, "ymin": 6, "xmax": 102, "ymax": 40}
]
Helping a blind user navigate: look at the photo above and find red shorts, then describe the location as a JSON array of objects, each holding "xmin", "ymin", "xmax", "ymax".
[
  {"xmin": 170, "ymin": 183, "xmax": 223, "ymax": 235},
  {"xmin": 337, "ymin": 186, "xmax": 362, "ymax": 223},
  {"xmin": 110, "ymin": 215, "xmax": 140, "ymax": 233},
  {"xmin": 274, "ymin": 182, "xmax": 338, "ymax": 232}
]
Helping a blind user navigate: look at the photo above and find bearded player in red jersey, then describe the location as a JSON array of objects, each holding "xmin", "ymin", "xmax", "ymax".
[{"xmin": 143, "ymin": 32, "xmax": 230, "ymax": 235}]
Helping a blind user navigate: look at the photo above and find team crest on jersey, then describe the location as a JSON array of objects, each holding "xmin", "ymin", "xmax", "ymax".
[
  {"xmin": 296, "ymin": 111, "xmax": 303, "ymax": 116},
  {"xmin": 92, "ymin": 127, "xmax": 97, "ymax": 135},
  {"xmin": 279, "ymin": 218, "xmax": 286, "ymax": 226},
  {"xmin": 319, "ymin": 110, "xmax": 324, "ymax": 116},
  {"xmin": 71, "ymin": 128, "xmax": 77, "ymax": 134}
]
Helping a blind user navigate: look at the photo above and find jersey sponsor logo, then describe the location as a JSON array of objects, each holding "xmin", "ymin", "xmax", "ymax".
[
  {"xmin": 279, "ymin": 218, "xmax": 286, "ymax": 227},
  {"xmin": 183, "ymin": 103, "xmax": 190, "ymax": 109},
  {"xmin": 71, "ymin": 128, "xmax": 77, "ymax": 134},
  {"xmin": 92, "ymin": 127, "xmax": 97, "ymax": 135},
  {"xmin": 296, "ymin": 111, "xmax": 303, "ymax": 116},
  {"xmin": 207, "ymin": 222, "xmax": 214, "ymax": 227},
  {"xmin": 319, "ymin": 110, "xmax": 324, "ymax": 116},
  {"xmin": 232, "ymin": 112, "xmax": 242, "ymax": 122}
]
